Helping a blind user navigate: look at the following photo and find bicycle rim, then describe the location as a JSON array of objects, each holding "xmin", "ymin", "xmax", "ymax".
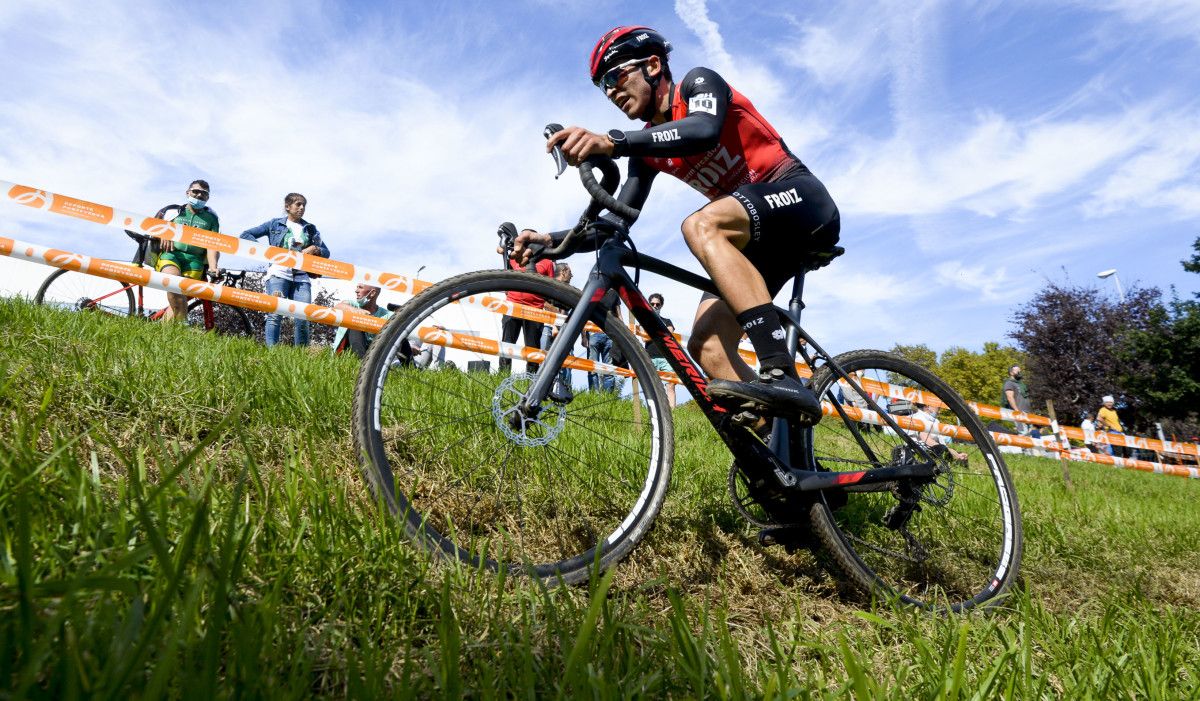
[
  {"xmin": 353, "ymin": 270, "xmax": 673, "ymax": 584},
  {"xmin": 807, "ymin": 350, "xmax": 1022, "ymax": 611},
  {"xmin": 34, "ymin": 268, "xmax": 136, "ymax": 316}
]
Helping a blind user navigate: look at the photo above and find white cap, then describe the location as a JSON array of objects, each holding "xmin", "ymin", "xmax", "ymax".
[{"xmin": 1102, "ymin": 395, "xmax": 1114, "ymax": 404}]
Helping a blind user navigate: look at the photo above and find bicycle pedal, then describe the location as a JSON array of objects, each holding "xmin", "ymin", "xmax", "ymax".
[{"xmin": 731, "ymin": 410, "xmax": 761, "ymax": 427}]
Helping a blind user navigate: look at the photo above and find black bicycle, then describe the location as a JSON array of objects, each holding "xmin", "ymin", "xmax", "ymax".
[
  {"xmin": 34, "ymin": 230, "xmax": 254, "ymax": 336},
  {"xmin": 352, "ymin": 127, "xmax": 1023, "ymax": 611}
]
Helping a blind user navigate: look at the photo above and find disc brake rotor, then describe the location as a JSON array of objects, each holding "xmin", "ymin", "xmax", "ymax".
[{"xmin": 491, "ymin": 372, "xmax": 566, "ymax": 447}]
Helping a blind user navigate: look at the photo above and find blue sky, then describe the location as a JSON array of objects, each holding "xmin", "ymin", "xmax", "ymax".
[{"xmin": 0, "ymin": 0, "xmax": 1197, "ymax": 356}]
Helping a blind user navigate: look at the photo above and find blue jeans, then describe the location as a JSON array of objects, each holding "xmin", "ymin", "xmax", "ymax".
[
  {"xmin": 541, "ymin": 326, "xmax": 572, "ymax": 389},
  {"xmin": 587, "ymin": 332, "xmax": 615, "ymax": 392},
  {"xmin": 265, "ymin": 275, "xmax": 312, "ymax": 347}
]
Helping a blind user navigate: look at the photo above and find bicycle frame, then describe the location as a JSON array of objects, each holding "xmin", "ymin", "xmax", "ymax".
[{"xmin": 519, "ymin": 235, "xmax": 938, "ymax": 495}]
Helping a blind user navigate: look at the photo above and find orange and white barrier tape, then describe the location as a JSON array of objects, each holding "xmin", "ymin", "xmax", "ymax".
[
  {"xmin": 0, "ymin": 235, "xmax": 389, "ymax": 334},
  {"xmin": 1, "ymin": 233, "xmax": 655, "ymax": 381},
  {"xmin": 829, "ymin": 400, "xmax": 1198, "ymax": 479},
  {"xmin": 1060, "ymin": 448, "xmax": 1199, "ymax": 479},
  {"xmin": 0, "ymin": 181, "xmax": 622, "ymax": 341},
  {"xmin": 7, "ymin": 180, "xmax": 1196, "ymax": 463}
]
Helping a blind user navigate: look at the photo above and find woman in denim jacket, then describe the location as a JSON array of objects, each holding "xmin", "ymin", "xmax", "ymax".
[{"xmin": 240, "ymin": 192, "xmax": 331, "ymax": 347}]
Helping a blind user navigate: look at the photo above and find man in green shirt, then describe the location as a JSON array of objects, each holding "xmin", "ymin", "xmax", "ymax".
[
  {"xmin": 156, "ymin": 179, "xmax": 220, "ymax": 321},
  {"xmin": 333, "ymin": 283, "xmax": 392, "ymax": 358}
]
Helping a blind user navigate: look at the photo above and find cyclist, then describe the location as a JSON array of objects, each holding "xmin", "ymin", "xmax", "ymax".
[
  {"xmin": 512, "ymin": 26, "xmax": 840, "ymax": 423},
  {"xmin": 152, "ymin": 179, "xmax": 221, "ymax": 321}
]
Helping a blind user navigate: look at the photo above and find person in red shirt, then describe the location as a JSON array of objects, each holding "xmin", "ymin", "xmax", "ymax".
[
  {"xmin": 513, "ymin": 26, "xmax": 839, "ymax": 423},
  {"xmin": 500, "ymin": 232, "xmax": 556, "ymax": 373}
]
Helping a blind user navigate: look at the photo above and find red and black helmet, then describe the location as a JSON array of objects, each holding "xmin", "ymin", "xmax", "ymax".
[{"xmin": 589, "ymin": 26, "xmax": 672, "ymax": 87}]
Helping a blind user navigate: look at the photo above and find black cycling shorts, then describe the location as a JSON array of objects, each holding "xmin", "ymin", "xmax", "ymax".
[{"xmin": 728, "ymin": 173, "xmax": 841, "ymax": 296}]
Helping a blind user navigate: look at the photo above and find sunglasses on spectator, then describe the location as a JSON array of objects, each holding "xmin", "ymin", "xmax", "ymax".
[
  {"xmin": 188, "ymin": 188, "xmax": 210, "ymax": 199},
  {"xmin": 650, "ymin": 301, "xmax": 663, "ymax": 308},
  {"xmin": 596, "ymin": 58, "xmax": 649, "ymax": 91}
]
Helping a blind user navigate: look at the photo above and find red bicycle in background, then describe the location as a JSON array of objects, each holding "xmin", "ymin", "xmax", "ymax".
[{"xmin": 33, "ymin": 230, "xmax": 254, "ymax": 336}]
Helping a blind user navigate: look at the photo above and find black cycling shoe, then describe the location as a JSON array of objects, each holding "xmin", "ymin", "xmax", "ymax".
[{"xmin": 709, "ymin": 368, "xmax": 823, "ymax": 425}]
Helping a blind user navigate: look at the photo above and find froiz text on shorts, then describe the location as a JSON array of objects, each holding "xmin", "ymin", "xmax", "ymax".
[{"xmin": 763, "ymin": 188, "xmax": 802, "ymax": 209}]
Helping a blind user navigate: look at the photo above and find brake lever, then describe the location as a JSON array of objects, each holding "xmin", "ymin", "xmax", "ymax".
[{"xmin": 544, "ymin": 123, "xmax": 568, "ymax": 179}]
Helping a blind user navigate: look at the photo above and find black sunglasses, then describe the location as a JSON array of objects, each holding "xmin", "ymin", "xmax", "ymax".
[
  {"xmin": 596, "ymin": 58, "xmax": 648, "ymax": 91},
  {"xmin": 188, "ymin": 188, "xmax": 210, "ymax": 199}
]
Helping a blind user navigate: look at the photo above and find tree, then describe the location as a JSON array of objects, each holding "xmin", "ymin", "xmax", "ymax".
[
  {"xmin": 1116, "ymin": 237, "xmax": 1200, "ymax": 435},
  {"xmin": 1008, "ymin": 280, "xmax": 1161, "ymax": 423},
  {"xmin": 889, "ymin": 343, "xmax": 938, "ymax": 372},
  {"xmin": 887, "ymin": 343, "xmax": 938, "ymax": 388},
  {"xmin": 937, "ymin": 342, "xmax": 1025, "ymax": 405}
]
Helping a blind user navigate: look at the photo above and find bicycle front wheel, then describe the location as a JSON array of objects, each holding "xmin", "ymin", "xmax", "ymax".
[
  {"xmin": 353, "ymin": 270, "xmax": 673, "ymax": 584},
  {"xmin": 34, "ymin": 268, "xmax": 136, "ymax": 316},
  {"xmin": 807, "ymin": 350, "xmax": 1022, "ymax": 611}
]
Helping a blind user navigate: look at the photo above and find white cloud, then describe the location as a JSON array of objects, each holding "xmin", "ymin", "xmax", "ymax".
[{"xmin": 933, "ymin": 260, "xmax": 1011, "ymax": 302}]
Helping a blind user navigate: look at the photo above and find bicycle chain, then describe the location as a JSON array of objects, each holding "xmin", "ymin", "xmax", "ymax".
[{"xmin": 727, "ymin": 462, "xmax": 811, "ymax": 529}]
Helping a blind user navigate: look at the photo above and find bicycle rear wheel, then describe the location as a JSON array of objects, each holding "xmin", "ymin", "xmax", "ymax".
[
  {"xmin": 806, "ymin": 350, "xmax": 1022, "ymax": 611},
  {"xmin": 353, "ymin": 270, "xmax": 673, "ymax": 584},
  {"xmin": 34, "ymin": 268, "xmax": 136, "ymax": 316},
  {"xmin": 187, "ymin": 299, "xmax": 253, "ymax": 337}
]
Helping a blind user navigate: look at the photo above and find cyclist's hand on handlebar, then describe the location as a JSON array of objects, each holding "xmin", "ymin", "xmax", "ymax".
[
  {"xmin": 546, "ymin": 126, "xmax": 614, "ymax": 167},
  {"xmin": 511, "ymin": 229, "xmax": 552, "ymax": 265}
]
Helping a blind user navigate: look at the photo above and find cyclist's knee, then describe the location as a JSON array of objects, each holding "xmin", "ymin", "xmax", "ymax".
[{"xmin": 681, "ymin": 210, "xmax": 719, "ymax": 252}]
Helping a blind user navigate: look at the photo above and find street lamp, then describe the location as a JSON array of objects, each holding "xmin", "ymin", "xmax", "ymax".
[
  {"xmin": 1096, "ymin": 268, "xmax": 1125, "ymax": 303},
  {"xmin": 416, "ymin": 264, "xmax": 426, "ymax": 279}
]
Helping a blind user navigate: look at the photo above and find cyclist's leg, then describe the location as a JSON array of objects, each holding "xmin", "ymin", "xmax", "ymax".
[
  {"xmin": 293, "ymin": 278, "xmax": 312, "ymax": 347},
  {"xmin": 687, "ymin": 294, "xmax": 758, "ymax": 383},
  {"xmin": 680, "ymin": 198, "xmax": 767, "ymax": 313}
]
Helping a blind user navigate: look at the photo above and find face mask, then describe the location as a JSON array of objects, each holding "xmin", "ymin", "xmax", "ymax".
[
  {"xmin": 1015, "ymin": 373, "xmax": 1023, "ymax": 381},
  {"xmin": 188, "ymin": 197, "xmax": 207, "ymax": 209},
  {"xmin": 357, "ymin": 295, "xmax": 373, "ymax": 306}
]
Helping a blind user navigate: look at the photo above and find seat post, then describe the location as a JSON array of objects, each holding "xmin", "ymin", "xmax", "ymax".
[
  {"xmin": 785, "ymin": 271, "xmax": 807, "ymax": 356},
  {"xmin": 769, "ymin": 271, "xmax": 808, "ymax": 469}
]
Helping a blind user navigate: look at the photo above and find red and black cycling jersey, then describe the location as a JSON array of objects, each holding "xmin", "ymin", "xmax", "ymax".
[{"xmin": 611, "ymin": 67, "xmax": 809, "ymax": 208}]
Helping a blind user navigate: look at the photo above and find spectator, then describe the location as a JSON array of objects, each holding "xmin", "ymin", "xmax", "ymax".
[
  {"xmin": 1002, "ymin": 365, "xmax": 1033, "ymax": 434},
  {"xmin": 1080, "ymin": 411, "xmax": 1101, "ymax": 453},
  {"xmin": 585, "ymin": 327, "xmax": 616, "ymax": 393},
  {"xmin": 240, "ymin": 193, "xmax": 330, "ymax": 347},
  {"xmin": 645, "ymin": 293, "xmax": 676, "ymax": 409},
  {"xmin": 842, "ymin": 370, "xmax": 879, "ymax": 432},
  {"xmin": 409, "ymin": 335, "xmax": 446, "ymax": 369},
  {"xmin": 912, "ymin": 402, "xmax": 968, "ymax": 461},
  {"xmin": 540, "ymin": 263, "xmax": 575, "ymax": 397},
  {"xmin": 497, "ymin": 231, "xmax": 554, "ymax": 373},
  {"xmin": 154, "ymin": 179, "xmax": 220, "ymax": 322},
  {"xmin": 1097, "ymin": 395, "xmax": 1126, "ymax": 458},
  {"xmin": 332, "ymin": 283, "xmax": 391, "ymax": 358}
]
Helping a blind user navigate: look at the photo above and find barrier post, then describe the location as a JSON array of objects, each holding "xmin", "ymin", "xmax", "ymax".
[{"xmin": 1045, "ymin": 400, "xmax": 1074, "ymax": 490}]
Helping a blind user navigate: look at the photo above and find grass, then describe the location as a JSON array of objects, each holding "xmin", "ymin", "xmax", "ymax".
[{"xmin": 1, "ymin": 296, "xmax": 1198, "ymax": 698}]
